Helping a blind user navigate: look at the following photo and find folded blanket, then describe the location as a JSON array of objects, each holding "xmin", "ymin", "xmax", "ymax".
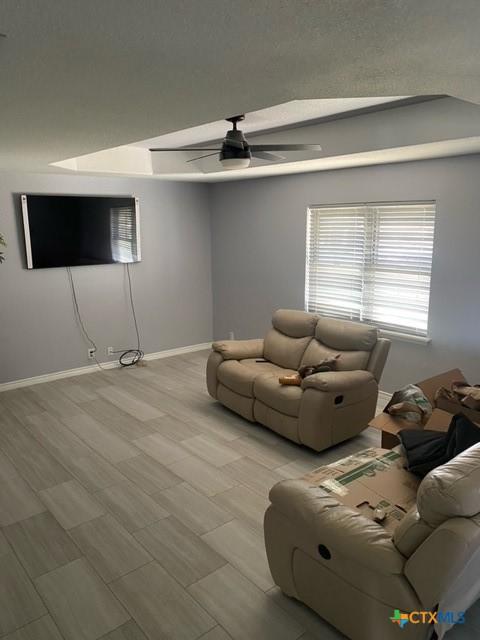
[{"xmin": 398, "ymin": 413, "xmax": 480, "ymax": 477}]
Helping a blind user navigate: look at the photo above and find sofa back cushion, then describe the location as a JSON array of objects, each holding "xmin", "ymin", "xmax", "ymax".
[
  {"xmin": 272, "ymin": 309, "xmax": 318, "ymax": 337},
  {"xmin": 417, "ymin": 443, "xmax": 480, "ymax": 527},
  {"xmin": 264, "ymin": 309, "xmax": 317, "ymax": 370},
  {"xmin": 316, "ymin": 317, "xmax": 377, "ymax": 351},
  {"xmin": 300, "ymin": 317, "xmax": 377, "ymax": 371}
]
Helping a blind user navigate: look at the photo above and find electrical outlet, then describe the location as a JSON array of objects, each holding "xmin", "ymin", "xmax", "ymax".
[
  {"xmin": 228, "ymin": 331, "xmax": 235, "ymax": 340},
  {"xmin": 87, "ymin": 348, "xmax": 96, "ymax": 359},
  {"xmin": 107, "ymin": 347, "xmax": 114, "ymax": 355}
]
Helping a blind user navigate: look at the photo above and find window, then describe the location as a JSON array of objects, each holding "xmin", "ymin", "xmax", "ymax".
[
  {"xmin": 305, "ymin": 202, "xmax": 436, "ymax": 338},
  {"xmin": 110, "ymin": 205, "xmax": 137, "ymax": 263}
]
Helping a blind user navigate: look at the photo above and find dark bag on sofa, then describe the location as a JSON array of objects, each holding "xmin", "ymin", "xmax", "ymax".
[{"xmin": 398, "ymin": 413, "xmax": 480, "ymax": 477}]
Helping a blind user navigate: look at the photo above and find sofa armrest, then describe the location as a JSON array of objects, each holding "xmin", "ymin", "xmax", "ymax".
[
  {"xmin": 212, "ymin": 338, "xmax": 264, "ymax": 360},
  {"xmin": 301, "ymin": 369, "xmax": 375, "ymax": 392},
  {"xmin": 269, "ymin": 479, "xmax": 405, "ymax": 575}
]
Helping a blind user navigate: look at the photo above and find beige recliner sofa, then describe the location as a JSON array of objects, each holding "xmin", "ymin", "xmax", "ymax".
[
  {"xmin": 207, "ymin": 309, "xmax": 390, "ymax": 451},
  {"xmin": 264, "ymin": 444, "xmax": 480, "ymax": 640}
]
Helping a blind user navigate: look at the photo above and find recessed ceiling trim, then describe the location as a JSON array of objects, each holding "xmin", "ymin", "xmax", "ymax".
[
  {"xmin": 136, "ymin": 97, "xmax": 412, "ymax": 150},
  {"xmin": 234, "ymin": 95, "xmax": 446, "ymax": 142},
  {"xmin": 51, "ymin": 95, "xmax": 480, "ymax": 182}
]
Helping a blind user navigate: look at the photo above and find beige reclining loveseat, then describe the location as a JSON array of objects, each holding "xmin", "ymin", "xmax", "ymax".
[
  {"xmin": 264, "ymin": 444, "xmax": 480, "ymax": 640},
  {"xmin": 207, "ymin": 309, "xmax": 390, "ymax": 451}
]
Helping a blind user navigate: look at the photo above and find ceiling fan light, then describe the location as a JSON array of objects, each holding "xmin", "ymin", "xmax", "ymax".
[{"xmin": 220, "ymin": 157, "xmax": 251, "ymax": 170}]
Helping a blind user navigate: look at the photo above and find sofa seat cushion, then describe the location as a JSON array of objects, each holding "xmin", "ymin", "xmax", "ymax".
[
  {"xmin": 217, "ymin": 359, "xmax": 295, "ymax": 398},
  {"xmin": 254, "ymin": 374, "xmax": 303, "ymax": 417}
]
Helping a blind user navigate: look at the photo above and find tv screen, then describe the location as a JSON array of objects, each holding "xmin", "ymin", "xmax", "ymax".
[{"xmin": 21, "ymin": 194, "xmax": 141, "ymax": 269}]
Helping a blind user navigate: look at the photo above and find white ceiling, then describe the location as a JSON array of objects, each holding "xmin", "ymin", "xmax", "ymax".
[{"xmin": 1, "ymin": 1, "xmax": 480, "ymax": 175}]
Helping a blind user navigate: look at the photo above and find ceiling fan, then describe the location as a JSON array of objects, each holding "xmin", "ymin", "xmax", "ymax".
[{"xmin": 149, "ymin": 115, "xmax": 322, "ymax": 170}]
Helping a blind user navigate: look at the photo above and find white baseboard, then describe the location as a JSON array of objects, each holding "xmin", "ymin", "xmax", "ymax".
[
  {"xmin": 377, "ymin": 390, "xmax": 393, "ymax": 408},
  {"xmin": 141, "ymin": 343, "xmax": 211, "ymax": 362},
  {"xmin": 0, "ymin": 342, "xmax": 211, "ymax": 392}
]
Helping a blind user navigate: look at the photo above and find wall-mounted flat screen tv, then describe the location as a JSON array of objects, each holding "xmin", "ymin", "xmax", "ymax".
[{"xmin": 21, "ymin": 194, "xmax": 141, "ymax": 269}]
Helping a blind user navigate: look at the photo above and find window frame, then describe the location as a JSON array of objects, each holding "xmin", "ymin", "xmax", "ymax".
[{"xmin": 305, "ymin": 200, "xmax": 436, "ymax": 343}]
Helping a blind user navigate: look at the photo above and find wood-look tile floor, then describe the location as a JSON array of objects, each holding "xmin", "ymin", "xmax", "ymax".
[{"xmin": 0, "ymin": 350, "xmax": 477, "ymax": 639}]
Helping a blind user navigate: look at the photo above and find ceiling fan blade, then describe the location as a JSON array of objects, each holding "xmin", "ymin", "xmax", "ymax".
[
  {"xmin": 251, "ymin": 150, "xmax": 285, "ymax": 161},
  {"xmin": 249, "ymin": 144, "xmax": 322, "ymax": 151},
  {"xmin": 149, "ymin": 147, "xmax": 220, "ymax": 152},
  {"xmin": 186, "ymin": 152, "xmax": 219, "ymax": 163}
]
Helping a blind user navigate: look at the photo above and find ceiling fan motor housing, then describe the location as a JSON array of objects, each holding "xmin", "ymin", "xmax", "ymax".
[{"xmin": 220, "ymin": 128, "xmax": 251, "ymax": 160}]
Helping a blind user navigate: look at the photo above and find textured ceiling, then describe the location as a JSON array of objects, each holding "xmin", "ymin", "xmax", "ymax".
[
  {"xmin": 136, "ymin": 97, "xmax": 410, "ymax": 148},
  {"xmin": 1, "ymin": 0, "xmax": 480, "ymax": 173}
]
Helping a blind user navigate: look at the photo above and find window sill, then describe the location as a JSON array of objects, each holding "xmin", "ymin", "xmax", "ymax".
[{"xmin": 379, "ymin": 329, "xmax": 431, "ymax": 345}]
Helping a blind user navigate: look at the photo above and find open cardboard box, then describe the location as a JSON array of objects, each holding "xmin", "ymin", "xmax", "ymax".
[
  {"xmin": 302, "ymin": 372, "xmax": 480, "ymax": 533},
  {"xmin": 370, "ymin": 368, "xmax": 480, "ymax": 448},
  {"xmin": 304, "ymin": 448, "xmax": 419, "ymax": 533}
]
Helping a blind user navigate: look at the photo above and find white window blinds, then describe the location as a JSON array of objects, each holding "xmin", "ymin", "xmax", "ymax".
[
  {"xmin": 305, "ymin": 202, "xmax": 436, "ymax": 337},
  {"xmin": 110, "ymin": 205, "xmax": 137, "ymax": 263}
]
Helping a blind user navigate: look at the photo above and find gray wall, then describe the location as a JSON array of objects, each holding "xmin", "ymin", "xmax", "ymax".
[
  {"xmin": 3, "ymin": 155, "xmax": 480, "ymax": 391},
  {"xmin": 0, "ymin": 172, "xmax": 213, "ymax": 383},
  {"xmin": 210, "ymin": 155, "xmax": 480, "ymax": 392}
]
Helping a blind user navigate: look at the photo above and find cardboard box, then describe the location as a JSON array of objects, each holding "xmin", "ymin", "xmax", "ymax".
[
  {"xmin": 369, "ymin": 369, "xmax": 480, "ymax": 448},
  {"xmin": 304, "ymin": 448, "xmax": 419, "ymax": 533}
]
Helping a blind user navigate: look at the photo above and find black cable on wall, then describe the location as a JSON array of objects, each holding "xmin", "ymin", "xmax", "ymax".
[
  {"xmin": 66, "ymin": 264, "xmax": 144, "ymax": 369},
  {"xmin": 118, "ymin": 263, "xmax": 144, "ymax": 366}
]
